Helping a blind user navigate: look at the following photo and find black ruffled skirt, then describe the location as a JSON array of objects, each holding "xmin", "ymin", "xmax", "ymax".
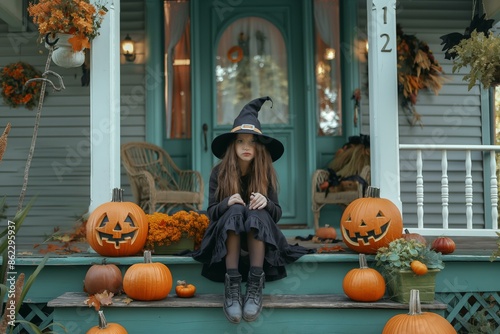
[{"xmin": 192, "ymin": 205, "xmax": 314, "ymax": 282}]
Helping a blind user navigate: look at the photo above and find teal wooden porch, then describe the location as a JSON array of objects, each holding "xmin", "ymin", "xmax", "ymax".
[{"xmin": 11, "ymin": 234, "xmax": 500, "ymax": 334}]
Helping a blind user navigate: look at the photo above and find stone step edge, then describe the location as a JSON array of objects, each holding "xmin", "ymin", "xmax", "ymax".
[{"xmin": 48, "ymin": 292, "xmax": 447, "ymax": 310}]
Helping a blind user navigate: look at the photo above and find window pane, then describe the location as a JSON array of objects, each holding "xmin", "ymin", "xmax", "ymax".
[
  {"xmin": 314, "ymin": 0, "xmax": 342, "ymax": 136},
  {"xmin": 215, "ymin": 17, "xmax": 288, "ymax": 125},
  {"xmin": 165, "ymin": 0, "xmax": 191, "ymax": 139}
]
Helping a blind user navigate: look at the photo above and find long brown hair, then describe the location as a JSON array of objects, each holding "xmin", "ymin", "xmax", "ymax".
[{"xmin": 215, "ymin": 136, "xmax": 278, "ymax": 202}]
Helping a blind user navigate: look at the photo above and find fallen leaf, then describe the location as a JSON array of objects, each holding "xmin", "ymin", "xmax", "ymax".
[
  {"xmin": 53, "ymin": 234, "xmax": 73, "ymax": 243},
  {"xmin": 17, "ymin": 251, "xmax": 33, "ymax": 256},
  {"xmin": 84, "ymin": 295, "xmax": 101, "ymax": 311},
  {"xmin": 39, "ymin": 244, "xmax": 65, "ymax": 254},
  {"xmin": 94, "ymin": 291, "xmax": 114, "ymax": 306},
  {"xmin": 317, "ymin": 245, "xmax": 345, "ymax": 253},
  {"xmin": 122, "ymin": 297, "xmax": 133, "ymax": 305}
]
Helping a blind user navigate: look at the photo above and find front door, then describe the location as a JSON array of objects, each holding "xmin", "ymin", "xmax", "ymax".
[{"xmin": 192, "ymin": 0, "xmax": 311, "ymax": 225}]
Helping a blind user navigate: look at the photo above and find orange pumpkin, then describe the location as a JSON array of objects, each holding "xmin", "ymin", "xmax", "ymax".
[
  {"xmin": 86, "ymin": 310, "xmax": 127, "ymax": 333},
  {"xmin": 382, "ymin": 289, "xmax": 456, "ymax": 334},
  {"xmin": 316, "ymin": 224, "xmax": 337, "ymax": 240},
  {"xmin": 84, "ymin": 259, "xmax": 123, "ymax": 295},
  {"xmin": 175, "ymin": 280, "xmax": 196, "ymax": 298},
  {"xmin": 86, "ymin": 188, "xmax": 148, "ymax": 257},
  {"xmin": 340, "ymin": 187, "xmax": 403, "ymax": 254},
  {"xmin": 431, "ymin": 237, "xmax": 456, "ymax": 254},
  {"xmin": 123, "ymin": 250, "xmax": 173, "ymax": 301},
  {"xmin": 342, "ymin": 254, "xmax": 385, "ymax": 302},
  {"xmin": 410, "ymin": 260, "xmax": 428, "ymax": 276}
]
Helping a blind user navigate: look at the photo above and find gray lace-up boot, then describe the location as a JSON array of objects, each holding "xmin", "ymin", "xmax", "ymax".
[
  {"xmin": 242, "ymin": 271, "xmax": 265, "ymax": 322},
  {"xmin": 223, "ymin": 273, "xmax": 242, "ymax": 323}
]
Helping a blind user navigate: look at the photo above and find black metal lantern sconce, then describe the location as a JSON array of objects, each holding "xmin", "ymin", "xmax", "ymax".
[{"xmin": 121, "ymin": 34, "xmax": 136, "ymax": 62}]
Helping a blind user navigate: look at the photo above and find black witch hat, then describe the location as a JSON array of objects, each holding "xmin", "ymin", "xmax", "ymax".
[{"xmin": 211, "ymin": 96, "xmax": 284, "ymax": 162}]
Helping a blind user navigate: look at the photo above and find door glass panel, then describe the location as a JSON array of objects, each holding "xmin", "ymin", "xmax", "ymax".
[
  {"xmin": 314, "ymin": 0, "xmax": 342, "ymax": 136},
  {"xmin": 215, "ymin": 17, "xmax": 288, "ymax": 125},
  {"xmin": 164, "ymin": 0, "xmax": 191, "ymax": 139}
]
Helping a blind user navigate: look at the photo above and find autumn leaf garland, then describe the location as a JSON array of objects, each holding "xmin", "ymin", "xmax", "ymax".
[
  {"xmin": 0, "ymin": 62, "xmax": 44, "ymax": 110},
  {"xmin": 396, "ymin": 25, "xmax": 446, "ymax": 125}
]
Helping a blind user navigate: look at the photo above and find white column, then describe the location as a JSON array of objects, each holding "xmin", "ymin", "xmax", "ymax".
[
  {"xmin": 367, "ymin": 0, "xmax": 402, "ymax": 210},
  {"xmin": 89, "ymin": 0, "xmax": 121, "ymax": 212}
]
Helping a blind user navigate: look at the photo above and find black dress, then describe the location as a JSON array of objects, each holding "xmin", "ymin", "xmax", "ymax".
[{"xmin": 192, "ymin": 165, "xmax": 314, "ymax": 282}]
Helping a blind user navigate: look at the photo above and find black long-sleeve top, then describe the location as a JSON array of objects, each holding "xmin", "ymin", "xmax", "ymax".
[{"xmin": 206, "ymin": 165, "xmax": 282, "ymax": 223}]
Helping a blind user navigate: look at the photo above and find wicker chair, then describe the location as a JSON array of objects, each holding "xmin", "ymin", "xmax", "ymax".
[
  {"xmin": 311, "ymin": 165, "xmax": 370, "ymax": 230},
  {"xmin": 121, "ymin": 142, "xmax": 204, "ymax": 214}
]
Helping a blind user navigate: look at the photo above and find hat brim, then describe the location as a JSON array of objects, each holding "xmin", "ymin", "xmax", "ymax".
[{"xmin": 211, "ymin": 131, "xmax": 284, "ymax": 162}]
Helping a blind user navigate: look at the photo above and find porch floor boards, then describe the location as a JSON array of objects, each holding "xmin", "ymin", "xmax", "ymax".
[
  {"xmin": 48, "ymin": 291, "xmax": 448, "ymax": 310},
  {"xmin": 14, "ymin": 235, "xmax": 499, "ymax": 258},
  {"xmin": 285, "ymin": 235, "xmax": 499, "ymax": 257}
]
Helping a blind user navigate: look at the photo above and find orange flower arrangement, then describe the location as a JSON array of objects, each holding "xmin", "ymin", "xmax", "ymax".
[
  {"xmin": 0, "ymin": 62, "xmax": 43, "ymax": 110},
  {"xmin": 146, "ymin": 211, "xmax": 209, "ymax": 249},
  {"xmin": 28, "ymin": 0, "xmax": 108, "ymax": 52}
]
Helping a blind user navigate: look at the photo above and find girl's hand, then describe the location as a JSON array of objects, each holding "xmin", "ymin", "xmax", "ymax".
[
  {"xmin": 249, "ymin": 192, "xmax": 267, "ymax": 210},
  {"xmin": 228, "ymin": 194, "xmax": 245, "ymax": 206}
]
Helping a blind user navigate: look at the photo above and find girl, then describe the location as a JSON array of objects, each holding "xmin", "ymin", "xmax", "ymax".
[{"xmin": 193, "ymin": 96, "xmax": 312, "ymax": 323}]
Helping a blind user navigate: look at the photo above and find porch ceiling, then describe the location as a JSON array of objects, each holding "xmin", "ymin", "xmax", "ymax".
[{"xmin": 0, "ymin": 0, "xmax": 26, "ymax": 32}]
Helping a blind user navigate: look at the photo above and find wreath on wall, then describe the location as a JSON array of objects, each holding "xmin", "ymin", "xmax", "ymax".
[
  {"xmin": 0, "ymin": 62, "xmax": 44, "ymax": 110},
  {"xmin": 396, "ymin": 24, "xmax": 446, "ymax": 126}
]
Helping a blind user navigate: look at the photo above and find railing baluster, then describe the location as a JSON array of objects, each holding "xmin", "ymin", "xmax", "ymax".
[
  {"xmin": 441, "ymin": 150, "xmax": 449, "ymax": 229},
  {"xmin": 465, "ymin": 150, "xmax": 473, "ymax": 229},
  {"xmin": 399, "ymin": 144, "xmax": 499, "ymax": 236},
  {"xmin": 490, "ymin": 150, "xmax": 498, "ymax": 230},
  {"xmin": 416, "ymin": 150, "xmax": 424, "ymax": 229}
]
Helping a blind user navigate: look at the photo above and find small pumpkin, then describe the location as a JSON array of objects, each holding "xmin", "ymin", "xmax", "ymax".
[
  {"xmin": 340, "ymin": 187, "xmax": 403, "ymax": 254},
  {"xmin": 402, "ymin": 229, "xmax": 426, "ymax": 245},
  {"xmin": 431, "ymin": 237, "xmax": 456, "ymax": 254},
  {"xmin": 316, "ymin": 224, "xmax": 337, "ymax": 240},
  {"xmin": 86, "ymin": 310, "xmax": 128, "ymax": 333},
  {"xmin": 410, "ymin": 260, "xmax": 428, "ymax": 276},
  {"xmin": 86, "ymin": 188, "xmax": 148, "ymax": 257},
  {"xmin": 382, "ymin": 289, "xmax": 456, "ymax": 334},
  {"xmin": 175, "ymin": 280, "xmax": 196, "ymax": 298},
  {"xmin": 343, "ymin": 253, "xmax": 386, "ymax": 302},
  {"xmin": 84, "ymin": 259, "xmax": 123, "ymax": 295},
  {"xmin": 123, "ymin": 250, "xmax": 173, "ymax": 301}
]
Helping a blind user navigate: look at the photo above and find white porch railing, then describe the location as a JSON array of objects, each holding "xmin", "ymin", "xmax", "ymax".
[{"xmin": 399, "ymin": 144, "xmax": 500, "ymax": 237}]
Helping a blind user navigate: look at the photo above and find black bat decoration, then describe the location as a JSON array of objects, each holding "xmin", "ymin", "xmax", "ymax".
[{"xmin": 440, "ymin": 14, "xmax": 495, "ymax": 60}]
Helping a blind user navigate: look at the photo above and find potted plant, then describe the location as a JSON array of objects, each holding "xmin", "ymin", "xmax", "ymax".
[
  {"xmin": 375, "ymin": 238, "xmax": 444, "ymax": 303},
  {"xmin": 146, "ymin": 210, "xmax": 209, "ymax": 255},
  {"xmin": 450, "ymin": 30, "xmax": 500, "ymax": 91},
  {"xmin": 27, "ymin": 0, "xmax": 108, "ymax": 67}
]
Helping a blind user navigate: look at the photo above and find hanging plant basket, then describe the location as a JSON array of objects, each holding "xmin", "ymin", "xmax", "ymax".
[{"xmin": 48, "ymin": 34, "xmax": 86, "ymax": 68}]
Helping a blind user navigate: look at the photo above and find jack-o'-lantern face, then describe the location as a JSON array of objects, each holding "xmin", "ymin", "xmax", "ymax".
[
  {"xmin": 95, "ymin": 212, "xmax": 140, "ymax": 248},
  {"xmin": 86, "ymin": 188, "xmax": 148, "ymax": 257},
  {"xmin": 340, "ymin": 190, "xmax": 402, "ymax": 254}
]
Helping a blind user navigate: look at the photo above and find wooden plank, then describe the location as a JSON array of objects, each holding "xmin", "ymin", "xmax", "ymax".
[{"xmin": 48, "ymin": 292, "xmax": 448, "ymax": 310}]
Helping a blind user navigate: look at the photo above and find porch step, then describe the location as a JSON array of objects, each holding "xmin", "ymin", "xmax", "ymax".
[{"xmin": 48, "ymin": 292, "xmax": 447, "ymax": 334}]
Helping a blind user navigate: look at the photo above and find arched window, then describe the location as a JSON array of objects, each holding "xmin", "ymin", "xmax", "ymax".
[{"xmin": 215, "ymin": 17, "xmax": 289, "ymax": 125}]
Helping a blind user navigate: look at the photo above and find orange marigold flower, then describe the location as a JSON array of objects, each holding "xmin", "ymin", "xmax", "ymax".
[
  {"xmin": 28, "ymin": 0, "xmax": 108, "ymax": 49},
  {"xmin": 146, "ymin": 211, "xmax": 209, "ymax": 249}
]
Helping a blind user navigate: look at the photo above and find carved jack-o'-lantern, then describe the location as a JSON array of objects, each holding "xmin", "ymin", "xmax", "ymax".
[
  {"xmin": 340, "ymin": 187, "xmax": 403, "ymax": 254},
  {"xmin": 86, "ymin": 188, "xmax": 148, "ymax": 256}
]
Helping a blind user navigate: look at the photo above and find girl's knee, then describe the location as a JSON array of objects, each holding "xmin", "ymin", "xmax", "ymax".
[{"xmin": 226, "ymin": 204, "xmax": 247, "ymax": 216}]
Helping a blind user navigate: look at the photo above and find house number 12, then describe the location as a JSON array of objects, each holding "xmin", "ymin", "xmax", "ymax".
[{"xmin": 380, "ymin": 6, "xmax": 392, "ymax": 52}]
